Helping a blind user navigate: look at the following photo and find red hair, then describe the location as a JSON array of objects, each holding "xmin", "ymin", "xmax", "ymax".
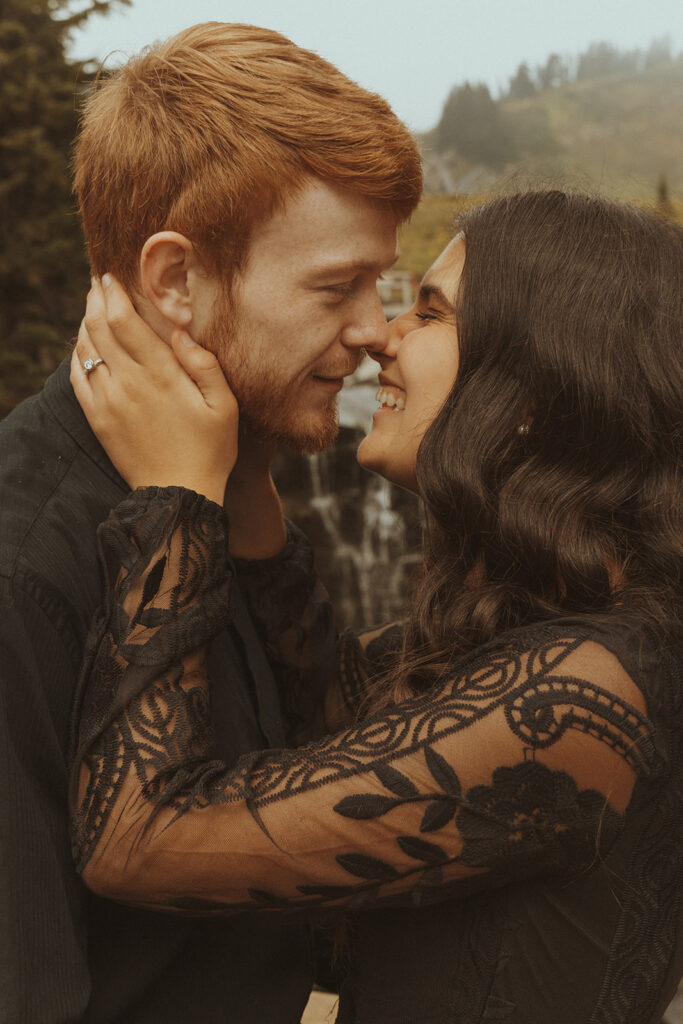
[{"xmin": 73, "ymin": 22, "xmax": 422, "ymax": 290}]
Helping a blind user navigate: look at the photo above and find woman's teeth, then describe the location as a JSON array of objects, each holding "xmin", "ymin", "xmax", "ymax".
[{"xmin": 375, "ymin": 387, "xmax": 405, "ymax": 412}]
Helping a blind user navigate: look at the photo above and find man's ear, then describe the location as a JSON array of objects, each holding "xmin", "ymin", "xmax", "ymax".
[{"xmin": 139, "ymin": 232, "xmax": 197, "ymax": 328}]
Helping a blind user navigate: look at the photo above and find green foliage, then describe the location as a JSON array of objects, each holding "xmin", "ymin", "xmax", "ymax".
[
  {"xmin": 0, "ymin": 0, "xmax": 129, "ymax": 417},
  {"xmin": 395, "ymin": 195, "xmax": 480, "ymax": 279},
  {"xmin": 656, "ymin": 173, "xmax": 674, "ymax": 218},
  {"xmin": 576, "ymin": 42, "xmax": 640, "ymax": 80},
  {"xmin": 397, "ymin": 192, "xmax": 682, "ymax": 282},
  {"xmin": 436, "ymin": 83, "xmax": 516, "ymax": 168},
  {"xmin": 644, "ymin": 36, "xmax": 674, "ymax": 72},
  {"xmin": 501, "ymin": 103, "xmax": 559, "ymax": 161},
  {"xmin": 535, "ymin": 53, "xmax": 569, "ymax": 91},
  {"xmin": 507, "ymin": 62, "xmax": 536, "ymax": 100},
  {"xmin": 430, "ymin": 41, "xmax": 683, "ymax": 198}
]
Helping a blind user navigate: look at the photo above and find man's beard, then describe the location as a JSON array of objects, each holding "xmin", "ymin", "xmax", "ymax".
[{"xmin": 200, "ymin": 289, "xmax": 341, "ymax": 454}]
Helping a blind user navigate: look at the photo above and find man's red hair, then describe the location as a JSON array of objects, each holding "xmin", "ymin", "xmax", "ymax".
[{"xmin": 74, "ymin": 22, "xmax": 422, "ymax": 290}]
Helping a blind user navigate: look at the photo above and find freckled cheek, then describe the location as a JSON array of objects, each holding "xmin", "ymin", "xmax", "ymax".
[{"xmin": 253, "ymin": 309, "xmax": 331, "ymax": 368}]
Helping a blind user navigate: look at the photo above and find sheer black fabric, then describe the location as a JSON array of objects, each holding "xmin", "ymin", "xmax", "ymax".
[
  {"xmin": 71, "ymin": 487, "xmax": 683, "ymax": 1023},
  {"xmin": 0, "ymin": 360, "xmax": 312, "ymax": 1024}
]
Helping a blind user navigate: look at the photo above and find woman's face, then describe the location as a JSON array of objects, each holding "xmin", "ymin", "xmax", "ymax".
[{"xmin": 357, "ymin": 235, "xmax": 465, "ymax": 491}]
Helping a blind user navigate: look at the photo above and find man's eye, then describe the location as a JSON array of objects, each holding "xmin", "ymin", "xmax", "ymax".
[{"xmin": 325, "ymin": 281, "xmax": 355, "ymax": 297}]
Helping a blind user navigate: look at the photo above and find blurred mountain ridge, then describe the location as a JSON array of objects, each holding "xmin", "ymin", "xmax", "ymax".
[{"xmin": 421, "ymin": 49, "xmax": 683, "ymax": 198}]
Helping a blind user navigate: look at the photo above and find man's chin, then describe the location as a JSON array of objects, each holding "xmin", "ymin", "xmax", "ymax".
[
  {"xmin": 288, "ymin": 421, "xmax": 339, "ymax": 454},
  {"xmin": 241, "ymin": 405, "xmax": 339, "ymax": 455}
]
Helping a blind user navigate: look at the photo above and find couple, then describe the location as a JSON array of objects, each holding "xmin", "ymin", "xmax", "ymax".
[
  {"xmin": 70, "ymin": 190, "xmax": 683, "ymax": 1024},
  {"xmin": 2, "ymin": 21, "xmax": 681, "ymax": 1024}
]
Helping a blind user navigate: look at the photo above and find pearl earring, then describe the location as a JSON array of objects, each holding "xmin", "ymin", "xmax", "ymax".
[{"xmin": 517, "ymin": 423, "xmax": 530, "ymax": 437}]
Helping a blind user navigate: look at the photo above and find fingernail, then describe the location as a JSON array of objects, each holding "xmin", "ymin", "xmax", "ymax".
[
  {"xmin": 179, "ymin": 331, "xmax": 197, "ymax": 347},
  {"xmin": 102, "ymin": 273, "xmax": 112, "ymax": 288}
]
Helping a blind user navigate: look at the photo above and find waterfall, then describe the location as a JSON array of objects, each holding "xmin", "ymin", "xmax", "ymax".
[
  {"xmin": 273, "ymin": 337, "xmax": 422, "ymax": 632},
  {"xmin": 274, "ymin": 428, "xmax": 421, "ymax": 631}
]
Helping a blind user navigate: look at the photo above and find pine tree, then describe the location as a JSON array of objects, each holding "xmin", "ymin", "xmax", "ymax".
[
  {"xmin": 536, "ymin": 53, "xmax": 569, "ymax": 91},
  {"xmin": 507, "ymin": 62, "xmax": 536, "ymax": 100},
  {"xmin": 644, "ymin": 37, "xmax": 673, "ymax": 72},
  {"xmin": 656, "ymin": 174, "xmax": 674, "ymax": 218},
  {"xmin": 0, "ymin": 0, "xmax": 129, "ymax": 417},
  {"xmin": 436, "ymin": 83, "xmax": 516, "ymax": 168},
  {"xmin": 576, "ymin": 42, "xmax": 640, "ymax": 80}
]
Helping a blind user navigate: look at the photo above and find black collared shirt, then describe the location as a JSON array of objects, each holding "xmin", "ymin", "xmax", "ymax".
[{"xmin": 0, "ymin": 359, "xmax": 312, "ymax": 1023}]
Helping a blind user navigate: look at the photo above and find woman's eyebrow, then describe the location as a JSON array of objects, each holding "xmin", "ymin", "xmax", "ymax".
[{"xmin": 418, "ymin": 283, "xmax": 456, "ymax": 313}]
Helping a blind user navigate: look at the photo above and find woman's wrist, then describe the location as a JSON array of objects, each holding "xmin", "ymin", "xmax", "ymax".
[{"xmin": 128, "ymin": 477, "xmax": 227, "ymax": 507}]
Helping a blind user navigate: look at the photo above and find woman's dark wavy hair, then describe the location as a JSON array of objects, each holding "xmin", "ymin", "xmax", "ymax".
[{"xmin": 387, "ymin": 190, "xmax": 682, "ymax": 701}]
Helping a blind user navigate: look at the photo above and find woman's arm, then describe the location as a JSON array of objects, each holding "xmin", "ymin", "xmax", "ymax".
[{"xmin": 71, "ymin": 487, "xmax": 658, "ymax": 915}]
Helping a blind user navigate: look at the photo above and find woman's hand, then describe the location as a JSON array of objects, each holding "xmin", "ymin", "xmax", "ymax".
[{"xmin": 71, "ymin": 276, "xmax": 238, "ymax": 505}]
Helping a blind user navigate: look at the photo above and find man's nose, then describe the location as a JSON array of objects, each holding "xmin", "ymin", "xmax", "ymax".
[
  {"xmin": 342, "ymin": 292, "xmax": 390, "ymax": 351},
  {"xmin": 364, "ymin": 312, "xmax": 402, "ymax": 363}
]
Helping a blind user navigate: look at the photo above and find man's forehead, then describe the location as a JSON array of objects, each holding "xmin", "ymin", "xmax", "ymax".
[{"xmin": 246, "ymin": 178, "xmax": 399, "ymax": 269}]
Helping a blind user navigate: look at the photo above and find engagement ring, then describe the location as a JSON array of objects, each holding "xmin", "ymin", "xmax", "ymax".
[{"xmin": 83, "ymin": 357, "xmax": 105, "ymax": 376}]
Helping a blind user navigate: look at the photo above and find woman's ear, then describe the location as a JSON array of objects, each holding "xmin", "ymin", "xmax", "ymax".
[{"xmin": 139, "ymin": 232, "xmax": 197, "ymax": 328}]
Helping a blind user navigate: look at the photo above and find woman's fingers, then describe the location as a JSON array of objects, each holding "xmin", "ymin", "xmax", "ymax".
[
  {"xmin": 70, "ymin": 339, "xmax": 98, "ymax": 421},
  {"xmin": 80, "ymin": 279, "xmax": 127, "ymax": 372},
  {"xmin": 170, "ymin": 330, "xmax": 237, "ymax": 417},
  {"xmin": 74, "ymin": 316, "xmax": 112, "ymax": 373},
  {"xmin": 84, "ymin": 276, "xmax": 173, "ymax": 370}
]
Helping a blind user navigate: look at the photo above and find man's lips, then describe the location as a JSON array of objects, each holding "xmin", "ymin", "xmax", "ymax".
[
  {"xmin": 312, "ymin": 374, "xmax": 345, "ymax": 393},
  {"xmin": 312, "ymin": 364, "xmax": 357, "ymax": 389}
]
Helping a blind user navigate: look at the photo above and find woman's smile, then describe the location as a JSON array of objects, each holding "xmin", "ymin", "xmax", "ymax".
[
  {"xmin": 375, "ymin": 384, "xmax": 406, "ymax": 411},
  {"xmin": 358, "ymin": 236, "xmax": 465, "ymax": 491}
]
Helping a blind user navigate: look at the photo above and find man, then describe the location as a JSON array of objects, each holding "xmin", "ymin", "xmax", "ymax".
[{"xmin": 0, "ymin": 22, "xmax": 421, "ymax": 1023}]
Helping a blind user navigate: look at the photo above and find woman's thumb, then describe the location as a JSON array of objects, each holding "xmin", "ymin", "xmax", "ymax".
[{"xmin": 171, "ymin": 330, "xmax": 233, "ymax": 410}]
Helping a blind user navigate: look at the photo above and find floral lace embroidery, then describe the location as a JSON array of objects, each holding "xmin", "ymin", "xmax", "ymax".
[{"xmin": 70, "ymin": 489, "xmax": 660, "ymax": 930}]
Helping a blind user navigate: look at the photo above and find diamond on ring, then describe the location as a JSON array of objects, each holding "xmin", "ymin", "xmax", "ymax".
[{"xmin": 83, "ymin": 357, "xmax": 104, "ymax": 376}]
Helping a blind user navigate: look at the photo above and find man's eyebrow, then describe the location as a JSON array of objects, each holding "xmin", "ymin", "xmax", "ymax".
[
  {"xmin": 418, "ymin": 282, "xmax": 456, "ymax": 312},
  {"xmin": 309, "ymin": 254, "xmax": 399, "ymax": 279}
]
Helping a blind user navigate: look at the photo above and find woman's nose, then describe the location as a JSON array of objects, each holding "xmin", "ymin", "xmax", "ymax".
[{"xmin": 364, "ymin": 314, "xmax": 403, "ymax": 363}]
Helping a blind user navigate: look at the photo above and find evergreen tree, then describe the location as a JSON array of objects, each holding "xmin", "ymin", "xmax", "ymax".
[
  {"xmin": 536, "ymin": 53, "xmax": 569, "ymax": 91},
  {"xmin": 507, "ymin": 62, "xmax": 536, "ymax": 100},
  {"xmin": 656, "ymin": 174, "xmax": 674, "ymax": 218},
  {"xmin": 644, "ymin": 36, "xmax": 673, "ymax": 72},
  {"xmin": 0, "ymin": 0, "xmax": 128, "ymax": 417},
  {"xmin": 436, "ymin": 83, "xmax": 515, "ymax": 168},
  {"xmin": 576, "ymin": 42, "xmax": 640, "ymax": 80}
]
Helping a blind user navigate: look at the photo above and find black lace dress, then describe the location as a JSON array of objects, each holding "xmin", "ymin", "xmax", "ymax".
[{"xmin": 70, "ymin": 488, "xmax": 683, "ymax": 1024}]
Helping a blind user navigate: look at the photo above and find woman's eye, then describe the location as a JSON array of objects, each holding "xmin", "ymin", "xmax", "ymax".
[{"xmin": 415, "ymin": 311, "xmax": 436, "ymax": 322}]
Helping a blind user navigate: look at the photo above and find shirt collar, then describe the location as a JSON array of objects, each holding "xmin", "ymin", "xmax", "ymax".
[{"xmin": 43, "ymin": 356, "xmax": 129, "ymax": 493}]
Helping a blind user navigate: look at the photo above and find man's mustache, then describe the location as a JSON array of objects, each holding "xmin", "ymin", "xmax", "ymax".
[{"xmin": 312, "ymin": 358, "xmax": 361, "ymax": 379}]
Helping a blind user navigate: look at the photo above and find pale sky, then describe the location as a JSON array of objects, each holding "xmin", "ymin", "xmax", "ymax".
[{"xmin": 66, "ymin": 0, "xmax": 682, "ymax": 133}]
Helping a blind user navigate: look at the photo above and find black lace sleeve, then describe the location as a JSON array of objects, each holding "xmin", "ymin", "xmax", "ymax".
[
  {"xmin": 233, "ymin": 525, "xmax": 405, "ymax": 739},
  {"xmin": 69, "ymin": 486, "xmax": 233, "ymax": 869},
  {"xmin": 70, "ymin": 488, "xmax": 661, "ymax": 916}
]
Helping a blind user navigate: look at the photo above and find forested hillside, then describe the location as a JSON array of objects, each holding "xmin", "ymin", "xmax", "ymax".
[{"xmin": 423, "ymin": 40, "xmax": 683, "ymax": 198}]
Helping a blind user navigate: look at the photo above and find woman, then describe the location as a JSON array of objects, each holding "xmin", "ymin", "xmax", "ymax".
[{"xmin": 69, "ymin": 191, "xmax": 682, "ymax": 1023}]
